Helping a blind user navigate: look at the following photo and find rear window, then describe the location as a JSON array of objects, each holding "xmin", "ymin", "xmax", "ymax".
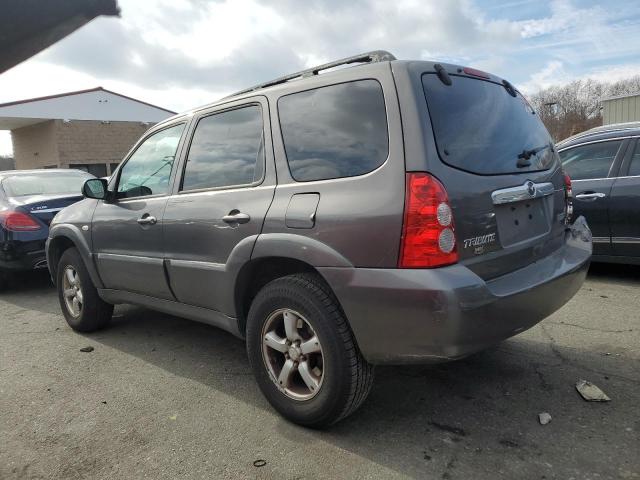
[
  {"xmin": 181, "ymin": 105, "xmax": 264, "ymax": 191},
  {"xmin": 2, "ymin": 172, "xmax": 93, "ymax": 197},
  {"xmin": 278, "ymin": 80, "xmax": 388, "ymax": 182},
  {"xmin": 422, "ymin": 74, "xmax": 555, "ymax": 175}
]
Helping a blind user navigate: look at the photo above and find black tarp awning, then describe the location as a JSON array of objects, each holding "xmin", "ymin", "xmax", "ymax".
[{"xmin": 0, "ymin": 0, "xmax": 120, "ymax": 74}]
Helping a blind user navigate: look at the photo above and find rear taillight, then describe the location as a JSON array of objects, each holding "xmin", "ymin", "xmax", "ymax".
[
  {"xmin": 563, "ymin": 173, "xmax": 572, "ymax": 197},
  {"xmin": 399, "ymin": 173, "xmax": 458, "ymax": 268},
  {"xmin": 0, "ymin": 210, "xmax": 41, "ymax": 231},
  {"xmin": 563, "ymin": 173, "xmax": 573, "ymax": 224}
]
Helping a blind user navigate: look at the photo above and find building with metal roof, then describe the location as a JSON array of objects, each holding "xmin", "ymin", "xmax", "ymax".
[
  {"xmin": 0, "ymin": 87, "xmax": 175, "ymax": 176},
  {"xmin": 602, "ymin": 93, "xmax": 640, "ymax": 125}
]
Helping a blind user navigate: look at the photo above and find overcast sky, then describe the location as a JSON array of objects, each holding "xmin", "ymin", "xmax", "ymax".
[{"xmin": 1, "ymin": 0, "xmax": 640, "ymax": 155}]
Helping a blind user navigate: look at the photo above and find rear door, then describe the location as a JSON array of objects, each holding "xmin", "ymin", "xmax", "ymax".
[
  {"xmin": 92, "ymin": 123, "xmax": 187, "ymax": 299},
  {"xmin": 609, "ymin": 138, "xmax": 640, "ymax": 258},
  {"xmin": 163, "ymin": 97, "xmax": 275, "ymax": 313},
  {"xmin": 558, "ymin": 138, "xmax": 628, "ymax": 256}
]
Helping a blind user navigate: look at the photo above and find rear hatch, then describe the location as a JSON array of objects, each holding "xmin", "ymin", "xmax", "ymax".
[{"xmin": 420, "ymin": 69, "xmax": 567, "ymax": 280}]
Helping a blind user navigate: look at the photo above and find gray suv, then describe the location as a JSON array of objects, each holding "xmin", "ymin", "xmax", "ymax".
[{"xmin": 46, "ymin": 51, "xmax": 592, "ymax": 427}]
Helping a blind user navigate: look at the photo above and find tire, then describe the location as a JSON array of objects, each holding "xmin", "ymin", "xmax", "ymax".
[
  {"xmin": 57, "ymin": 247, "xmax": 113, "ymax": 332},
  {"xmin": 246, "ymin": 273, "xmax": 374, "ymax": 428},
  {"xmin": 0, "ymin": 270, "xmax": 7, "ymax": 291}
]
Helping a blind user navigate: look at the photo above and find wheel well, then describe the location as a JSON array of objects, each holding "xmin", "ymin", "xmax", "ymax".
[
  {"xmin": 235, "ymin": 257, "xmax": 322, "ymax": 334},
  {"xmin": 47, "ymin": 236, "xmax": 76, "ymax": 283}
]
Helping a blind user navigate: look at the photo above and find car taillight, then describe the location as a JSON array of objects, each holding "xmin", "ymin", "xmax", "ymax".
[
  {"xmin": 563, "ymin": 173, "xmax": 572, "ymax": 197},
  {"xmin": 0, "ymin": 210, "xmax": 42, "ymax": 231},
  {"xmin": 399, "ymin": 172, "xmax": 458, "ymax": 268},
  {"xmin": 563, "ymin": 173, "xmax": 573, "ymax": 224}
]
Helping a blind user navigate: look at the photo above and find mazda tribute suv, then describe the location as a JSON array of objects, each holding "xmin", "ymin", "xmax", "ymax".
[{"xmin": 47, "ymin": 51, "xmax": 592, "ymax": 427}]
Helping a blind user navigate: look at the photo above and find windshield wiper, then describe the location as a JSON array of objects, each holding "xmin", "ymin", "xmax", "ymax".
[{"xmin": 517, "ymin": 143, "xmax": 553, "ymax": 167}]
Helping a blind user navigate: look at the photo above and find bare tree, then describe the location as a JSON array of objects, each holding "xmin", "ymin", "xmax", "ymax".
[{"xmin": 528, "ymin": 75, "xmax": 640, "ymax": 141}]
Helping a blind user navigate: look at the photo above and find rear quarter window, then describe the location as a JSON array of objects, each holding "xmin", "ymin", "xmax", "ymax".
[{"xmin": 278, "ymin": 79, "xmax": 388, "ymax": 182}]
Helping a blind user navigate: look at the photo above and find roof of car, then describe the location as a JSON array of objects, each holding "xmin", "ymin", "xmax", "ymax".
[
  {"xmin": 0, "ymin": 168, "xmax": 90, "ymax": 179},
  {"xmin": 151, "ymin": 50, "xmax": 513, "ymax": 130},
  {"xmin": 557, "ymin": 122, "xmax": 640, "ymax": 149}
]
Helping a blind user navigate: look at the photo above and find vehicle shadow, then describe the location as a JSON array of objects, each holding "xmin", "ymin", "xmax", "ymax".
[
  {"xmin": 87, "ymin": 304, "xmax": 639, "ymax": 479},
  {"xmin": 588, "ymin": 261, "xmax": 640, "ymax": 285},
  {"xmin": 0, "ymin": 271, "xmax": 58, "ymax": 314}
]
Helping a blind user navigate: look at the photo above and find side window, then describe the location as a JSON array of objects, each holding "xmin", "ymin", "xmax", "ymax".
[
  {"xmin": 117, "ymin": 124, "xmax": 185, "ymax": 198},
  {"xmin": 559, "ymin": 140, "xmax": 622, "ymax": 180},
  {"xmin": 181, "ymin": 105, "xmax": 264, "ymax": 191},
  {"xmin": 278, "ymin": 80, "xmax": 388, "ymax": 182},
  {"xmin": 628, "ymin": 141, "xmax": 640, "ymax": 177}
]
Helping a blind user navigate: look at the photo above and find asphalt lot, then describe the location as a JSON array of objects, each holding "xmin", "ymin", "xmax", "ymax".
[{"xmin": 1, "ymin": 264, "xmax": 639, "ymax": 480}]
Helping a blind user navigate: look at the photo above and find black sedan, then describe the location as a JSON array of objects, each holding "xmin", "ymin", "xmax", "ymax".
[
  {"xmin": 557, "ymin": 121, "xmax": 640, "ymax": 265},
  {"xmin": 0, "ymin": 169, "xmax": 93, "ymax": 289}
]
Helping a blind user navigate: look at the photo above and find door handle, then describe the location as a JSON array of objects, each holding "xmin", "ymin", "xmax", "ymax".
[
  {"xmin": 222, "ymin": 211, "xmax": 250, "ymax": 225},
  {"xmin": 575, "ymin": 192, "xmax": 606, "ymax": 201},
  {"xmin": 137, "ymin": 214, "xmax": 157, "ymax": 225}
]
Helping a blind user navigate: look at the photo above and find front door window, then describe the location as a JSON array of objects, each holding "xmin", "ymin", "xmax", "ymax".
[{"xmin": 117, "ymin": 124, "xmax": 185, "ymax": 198}]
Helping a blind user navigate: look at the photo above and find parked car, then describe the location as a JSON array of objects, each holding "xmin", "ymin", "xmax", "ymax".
[
  {"xmin": 46, "ymin": 51, "xmax": 592, "ymax": 427},
  {"xmin": 557, "ymin": 121, "xmax": 640, "ymax": 265},
  {"xmin": 0, "ymin": 169, "xmax": 94, "ymax": 289}
]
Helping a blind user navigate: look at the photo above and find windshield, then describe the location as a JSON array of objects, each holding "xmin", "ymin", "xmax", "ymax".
[
  {"xmin": 422, "ymin": 73, "xmax": 556, "ymax": 175},
  {"xmin": 2, "ymin": 171, "xmax": 94, "ymax": 198}
]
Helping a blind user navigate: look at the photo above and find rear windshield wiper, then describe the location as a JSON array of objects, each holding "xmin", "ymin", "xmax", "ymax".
[{"xmin": 517, "ymin": 143, "xmax": 553, "ymax": 167}]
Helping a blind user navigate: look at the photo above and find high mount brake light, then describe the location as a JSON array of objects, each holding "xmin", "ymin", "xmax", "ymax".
[
  {"xmin": 462, "ymin": 67, "xmax": 490, "ymax": 79},
  {"xmin": 399, "ymin": 173, "xmax": 458, "ymax": 268},
  {"xmin": 0, "ymin": 210, "xmax": 41, "ymax": 231}
]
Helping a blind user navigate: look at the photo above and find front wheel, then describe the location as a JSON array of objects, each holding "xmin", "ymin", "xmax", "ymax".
[
  {"xmin": 246, "ymin": 273, "xmax": 374, "ymax": 428},
  {"xmin": 57, "ymin": 247, "xmax": 113, "ymax": 332}
]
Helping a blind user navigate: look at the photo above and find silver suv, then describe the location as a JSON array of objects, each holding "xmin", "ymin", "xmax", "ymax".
[{"xmin": 47, "ymin": 51, "xmax": 592, "ymax": 427}]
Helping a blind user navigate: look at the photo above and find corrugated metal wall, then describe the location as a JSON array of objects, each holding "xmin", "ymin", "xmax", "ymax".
[{"xmin": 603, "ymin": 94, "xmax": 640, "ymax": 125}]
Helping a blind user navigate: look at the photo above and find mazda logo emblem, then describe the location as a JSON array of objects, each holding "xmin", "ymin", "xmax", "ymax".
[{"xmin": 526, "ymin": 181, "xmax": 536, "ymax": 197}]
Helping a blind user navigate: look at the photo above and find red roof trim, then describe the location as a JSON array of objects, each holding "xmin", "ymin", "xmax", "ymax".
[{"xmin": 0, "ymin": 86, "xmax": 176, "ymax": 114}]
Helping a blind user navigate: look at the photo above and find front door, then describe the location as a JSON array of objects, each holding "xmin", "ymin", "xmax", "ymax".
[
  {"xmin": 610, "ymin": 138, "xmax": 640, "ymax": 258},
  {"xmin": 92, "ymin": 123, "xmax": 187, "ymax": 299},
  {"xmin": 559, "ymin": 138, "xmax": 627, "ymax": 256},
  {"xmin": 163, "ymin": 100, "xmax": 275, "ymax": 314}
]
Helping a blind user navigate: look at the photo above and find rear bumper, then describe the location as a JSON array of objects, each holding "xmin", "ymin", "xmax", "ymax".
[
  {"xmin": 0, "ymin": 241, "xmax": 48, "ymax": 272},
  {"xmin": 319, "ymin": 217, "xmax": 592, "ymax": 365}
]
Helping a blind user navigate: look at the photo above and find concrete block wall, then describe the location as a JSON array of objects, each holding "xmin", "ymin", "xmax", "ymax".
[
  {"xmin": 56, "ymin": 120, "xmax": 150, "ymax": 167},
  {"xmin": 11, "ymin": 119, "xmax": 151, "ymax": 170},
  {"xmin": 11, "ymin": 120, "xmax": 59, "ymax": 169}
]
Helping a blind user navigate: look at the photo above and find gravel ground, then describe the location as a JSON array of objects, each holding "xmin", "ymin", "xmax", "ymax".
[{"xmin": 1, "ymin": 264, "xmax": 639, "ymax": 480}]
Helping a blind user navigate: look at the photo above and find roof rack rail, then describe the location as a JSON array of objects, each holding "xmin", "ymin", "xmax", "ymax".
[{"xmin": 223, "ymin": 50, "xmax": 396, "ymax": 99}]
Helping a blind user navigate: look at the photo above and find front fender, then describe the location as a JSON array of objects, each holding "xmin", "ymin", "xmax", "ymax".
[{"xmin": 47, "ymin": 223, "xmax": 104, "ymax": 288}]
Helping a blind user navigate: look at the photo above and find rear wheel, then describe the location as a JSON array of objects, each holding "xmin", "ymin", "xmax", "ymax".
[
  {"xmin": 57, "ymin": 248, "xmax": 113, "ymax": 332},
  {"xmin": 246, "ymin": 273, "xmax": 374, "ymax": 428}
]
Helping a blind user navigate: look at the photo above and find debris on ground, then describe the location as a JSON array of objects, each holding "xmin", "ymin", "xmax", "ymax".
[
  {"xmin": 253, "ymin": 459, "xmax": 267, "ymax": 467},
  {"xmin": 79, "ymin": 346, "xmax": 94, "ymax": 352},
  {"xmin": 538, "ymin": 412, "xmax": 552, "ymax": 425},
  {"xmin": 576, "ymin": 379, "xmax": 611, "ymax": 402}
]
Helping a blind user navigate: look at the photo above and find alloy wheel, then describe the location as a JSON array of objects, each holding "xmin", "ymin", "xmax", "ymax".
[
  {"xmin": 62, "ymin": 265, "xmax": 83, "ymax": 317},
  {"xmin": 261, "ymin": 308, "xmax": 324, "ymax": 400}
]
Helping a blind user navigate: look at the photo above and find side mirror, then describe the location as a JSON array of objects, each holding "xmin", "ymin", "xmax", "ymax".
[{"xmin": 82, "ymin": 178, "xmax": 108, "ymax": 200}]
